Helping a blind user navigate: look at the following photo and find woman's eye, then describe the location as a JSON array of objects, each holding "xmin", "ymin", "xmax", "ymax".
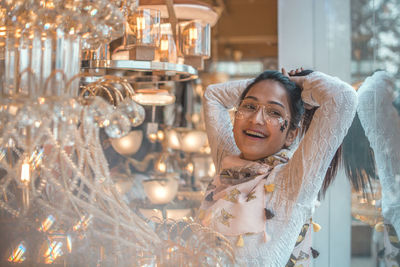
[
  {"xmin": 244, "ymin": 103, "xmax": 257, "ymax": 110},
  {"xmin": 267, "ymin": 109, "xmax": 282, "ymax": 117}
]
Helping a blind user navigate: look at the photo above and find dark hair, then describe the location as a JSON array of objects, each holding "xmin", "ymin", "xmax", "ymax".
[
  {"xmin": 342, "ymin": 114, "xmax": 378, "ymax": 199},
  {"xmin": 240, "ymin": 69, "xmax": 341, "ymax": 197}
]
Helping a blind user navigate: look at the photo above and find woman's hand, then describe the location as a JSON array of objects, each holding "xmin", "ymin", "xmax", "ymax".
[
  {"xmin": 282, "ymin": 67, "xmax": 306, "ymax": 87},
  {"xmin": 282, "ymin": 67, "xmax": 314, "ymax": 109}
]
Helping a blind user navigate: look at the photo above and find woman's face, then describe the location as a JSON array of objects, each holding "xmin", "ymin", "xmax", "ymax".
[{"xmin": 233, "ymin": 80, "xmax": 298, "ymax": 161}]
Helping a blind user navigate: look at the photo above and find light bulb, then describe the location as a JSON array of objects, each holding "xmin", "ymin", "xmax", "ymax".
[
  {"xmin": 20, "ymin": 162, "xmax": 30, "ymax": 183},
  {"xmin": 189, "ymin": 27, "xmax": 198, "ymax": 44},
  {"xmin": 156, "ymin": 130, "xmax": 164, "ymax": 141},
  {"xmin": 148, "ymin": 133, "xmax": 158, "ymax": 143},
  {"xmin": 160, "ymin": 38, "xmax": 169, "ymax": 51},
  {"xmin": 186, "ymin": 162, "xmax": 194, "ymax": 174},
  {"xmin": 136, "ymin": 16, "xmax": 146, "ymax": 31},
  {"xmin": 157, "ymin": 161, "xmax": 166, "ymax": 173}
]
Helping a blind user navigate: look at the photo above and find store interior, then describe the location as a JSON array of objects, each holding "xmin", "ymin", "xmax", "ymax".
[{"xmin": 0, "ymin": 0, "xmax": 399, "ymax": 266}]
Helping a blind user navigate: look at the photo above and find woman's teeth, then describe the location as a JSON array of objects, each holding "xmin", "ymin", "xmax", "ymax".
[{"xmin": 244, "ymin": 130, "xmax": 266, "ymax": 138}]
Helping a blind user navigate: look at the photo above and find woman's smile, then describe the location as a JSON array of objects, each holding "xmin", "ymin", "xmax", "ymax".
[{"xmin": 243, "ymin": 129, "xmax": 268, "ymax": 139}]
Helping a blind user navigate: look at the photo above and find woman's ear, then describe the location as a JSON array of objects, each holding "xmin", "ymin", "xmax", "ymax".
[{"xmin": 285, "ymin": 128, "xmax": 299, "ymax": 147}]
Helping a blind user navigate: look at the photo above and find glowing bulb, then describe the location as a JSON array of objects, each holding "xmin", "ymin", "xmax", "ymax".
[
  {"xmin": 137, "ymin": 16, "xmax": 146, "ymax": 31},
  {"xmin": 160, "ymin": 38, "xmax": 169, "ymax": 51},
  {"xmin": 189, "ymin": 27, "xmax": 198, "ymax": 43},
  {"xmin": 154, "ymin": 186, "xmax": 167, "ymax": 199},
  {"xmin": 21, "ymin": 163, "xmax": 30, "ymax": 183},
  {"xmin": 142, "ymin": 176, "xmax": 179, "ymax": 204},
  {"xmin": 186, "ymin": 163, "xmax": 194, "ymax": 174},
  {"xmin": 157, "ymin": 130, "xmax": 164, "ymax": 141},
  {"xmin": 167, "ymin": 129, "xmax": 181, "ymax": 150},
  {"xmin": 157, "ymin": 162, "xmax": 166, "ymax": 173},
  {"xmin": 148, "ymin": 133, "xmax": 157, "ymax": 143}
]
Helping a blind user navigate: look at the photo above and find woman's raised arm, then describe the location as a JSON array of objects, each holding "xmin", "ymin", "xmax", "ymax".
[
  {"xmin": 256, "ymin": 72, "xmax": 357, "ymax": 266},
  {"xmin": 287, "ymin": 71, "xmax": 357, "ymax": 206},
  {"xmin": 203, "ymin": 79, "xmax": 252, "ymax": 173}
]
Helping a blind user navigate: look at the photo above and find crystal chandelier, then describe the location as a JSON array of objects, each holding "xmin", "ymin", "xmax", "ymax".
[{"xmin": 0, "ymin": 0, "xmax": 234, "ymax": 266}]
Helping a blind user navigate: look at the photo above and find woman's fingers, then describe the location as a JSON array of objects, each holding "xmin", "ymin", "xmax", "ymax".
[
  {"xmin": 282, "ymin": 67, "xmax": 304, "ymax": 77},
  {"xmin": 281, "ymin": 68, "xmax": 289, "ymax": 77}
]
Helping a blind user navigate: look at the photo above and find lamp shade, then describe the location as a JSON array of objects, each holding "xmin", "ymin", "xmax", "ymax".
[
  {"xmin": 179, "ymin": 20, "xmax": 210, "ymax": 58},
  {"xmin": 110, "ymin": 130, "xmax": 143, "ymax": 155},
  {"xmin": 132, "ymin": 89, "xmax": 175, "ymax": 106},
  {"xmin": 126, "ymin": 8, "xmax": 161, "ymax": 47},
  {"xmin": 166, "ymin": 128, "xmax": 208, "ymax": 153},
  {"xmin": 142, "ymin": 173, "xmax": 179, "ymax": 204}
]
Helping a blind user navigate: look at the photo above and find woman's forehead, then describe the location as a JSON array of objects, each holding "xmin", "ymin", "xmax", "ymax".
[{"xmin": 245, "ymin": 80, "xmax": 290, "ymax": 108}]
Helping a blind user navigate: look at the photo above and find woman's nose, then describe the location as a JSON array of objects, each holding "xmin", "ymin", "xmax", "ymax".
[{"xmin": 249, "ymin": 108, "xmax": 265, "ymax": 124}]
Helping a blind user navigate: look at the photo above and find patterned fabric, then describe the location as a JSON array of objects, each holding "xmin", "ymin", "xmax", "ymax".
[
  {"xmin": 201, "ymin": 72, "xmax": 357, "ymax": 266},
  {"xmin": 199, "ymin": 151, "xmax": 288, "ymax": 237},
  {"xmin": 285, "ymin": 222, "xmax": 314, "ymax": 267}
]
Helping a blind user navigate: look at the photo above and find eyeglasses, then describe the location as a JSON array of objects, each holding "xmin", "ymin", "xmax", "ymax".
[{"xmin": 235, "ymin": 99, "xmax": 289, "ymax": 127}]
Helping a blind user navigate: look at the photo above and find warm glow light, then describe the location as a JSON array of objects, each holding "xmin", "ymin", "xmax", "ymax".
[
  {"xmin": 157, "ymin": 162, "xmax": 166, "ymax": 173},
  {"xmin": 189, "ymin": 27, "xmax": 198, "ymax": 43},
  {"xmin": 21, "ymin": 162, "xmax": 30, "ymax": 183},
  {"xmin": 186, "ymin": 162, "xmax": 194, "ymax": 174},
  {"xmin": 154, "ymin": 186, "xmax": 168, "ymax": 199},
  {"xmin": 160, "ymin": 39, "xmax": 169, "ymax": 51},
  {"xmin": 132, "ymin": 89, "xmax": 175, "ymax": 106},
  {"xmin": 157, "ymin": 130, "xmax": 164, "ymax": 141},
  {"xmin": 111, "ymin": 130, "xmax": 143, "ymax": 156},
  {"xmin": 181, "ymin": 130, "xmax": 207, "ymax": 153},
  {"xmin": 166, "ymin": 128, "xmax": 207, "ymax": 152},
  {"xmin": 136, "ymin": 16, "xmax": 146, "ymax": 31},
  {"xmin": 142, "ymin": 176, "xmax": 179, "ymax": 204},
  {"xmin": 167, "ymin": 129, "xmax": 181, "ymax": 150},
  {"xmin": 148, "ymin": 133, "xmax": 158, "ymax": 143},
  {"xmin": 135, "ymin": 16, "xmax": 146, "ymax": 43},
  {"xmin": 39, "ymin": 215, "xmax": 55, "ymax": 232},
  {"xmin": 8, "ymin": 242, "xmax": 26, "ymax": 263}
]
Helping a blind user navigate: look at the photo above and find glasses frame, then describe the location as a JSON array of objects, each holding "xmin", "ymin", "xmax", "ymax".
[{"xmin": 234, "ymin": 99, "xmax": 289, "ymax": 128}]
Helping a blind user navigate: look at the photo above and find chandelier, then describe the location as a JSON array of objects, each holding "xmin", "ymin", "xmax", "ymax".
[{"xmin": 0, "ymin": 0, "xmax": 233, "ymax": 266}]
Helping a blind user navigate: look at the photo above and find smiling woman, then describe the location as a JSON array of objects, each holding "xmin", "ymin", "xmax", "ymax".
[
  {"xmin": 197, "ymin": 69, "xmax": 357, "ymax": 266},
  {"xmin": 233, "ymin": 79, "xmax": 296, "ymax": 161}
]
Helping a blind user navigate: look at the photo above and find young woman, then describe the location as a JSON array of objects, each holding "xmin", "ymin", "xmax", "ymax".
[{"xmin": 198, "ymin": 69, "xmax": 357, "ymax": 266}]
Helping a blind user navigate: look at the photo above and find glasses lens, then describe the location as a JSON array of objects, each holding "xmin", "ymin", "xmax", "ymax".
[{"xmin": 236, "ymin": 100, "xmax": 287, "ymax": 127}]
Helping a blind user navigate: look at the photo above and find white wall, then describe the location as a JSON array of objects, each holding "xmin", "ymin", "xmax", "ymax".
[{"xmin": 278, "ymin": 0, "xmax": 352, "ymax": 266}]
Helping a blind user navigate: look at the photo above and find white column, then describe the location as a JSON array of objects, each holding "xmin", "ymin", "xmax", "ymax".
[{"xmin": 278, "ymin": 0, "xmax": 352, "ymax": 267}]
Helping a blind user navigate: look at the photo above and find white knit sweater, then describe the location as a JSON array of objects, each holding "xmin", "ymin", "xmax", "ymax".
[
  {"xmin": 357, "ymin": 71, "xmax": 400, "ymax": 237},
  {"xmin": 202, "ymin": 71, "xmax": 357, "ymax": 266}
]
